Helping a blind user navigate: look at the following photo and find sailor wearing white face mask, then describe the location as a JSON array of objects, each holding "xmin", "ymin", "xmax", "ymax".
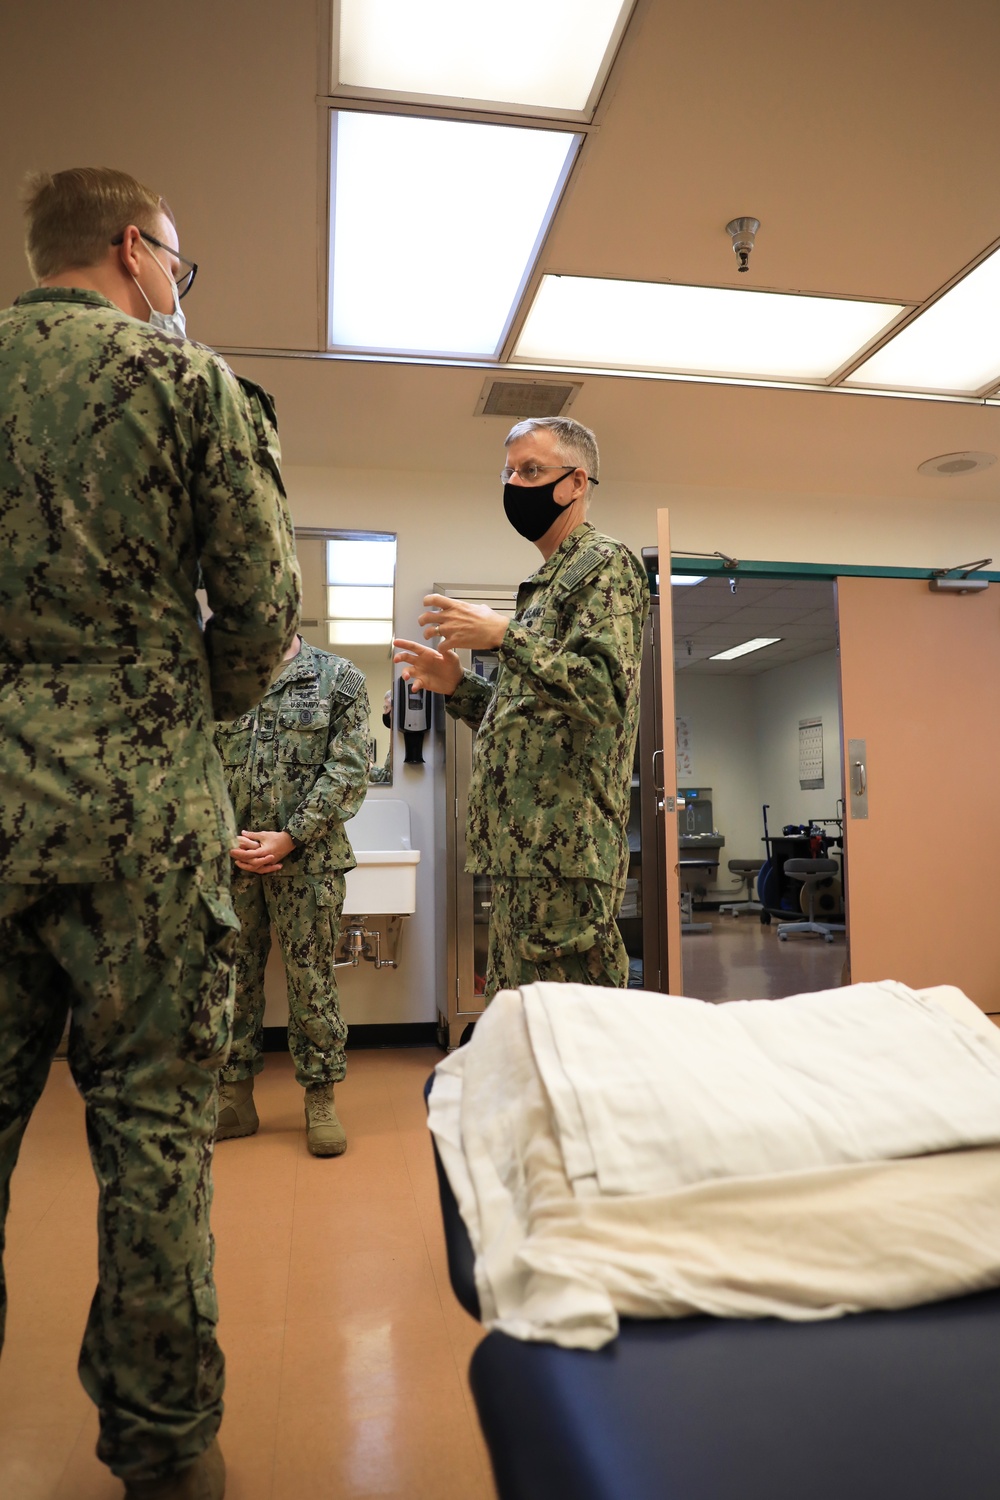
[
  {"xmin": 127, "ymin": 228, "xmax": 191, "ymax": 338},
  {"xmin": 111, "ymin": 215, "xmax": 195, "ymax": 339}
]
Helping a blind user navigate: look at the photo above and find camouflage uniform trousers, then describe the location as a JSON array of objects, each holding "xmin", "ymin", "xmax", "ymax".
[
  {"xmin": 0, "ymin": 859, "xmax": 237, "ymax": 1484},
  {"xmin": 485, "ymin": 876, "xmax": 628, "ymax": 999},
  {"xmin": 222, "ymin": 871, "xmax": 348, "ymax": 1088}
]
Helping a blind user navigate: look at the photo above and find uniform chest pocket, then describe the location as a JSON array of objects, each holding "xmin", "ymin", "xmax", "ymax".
[
  {"xmin": 215, "ymin": 713, "xmax": 254, "ymax": 766},
  {"xmin": 277, "ymin": 707, "xmax": 329, "ymax": 764}
]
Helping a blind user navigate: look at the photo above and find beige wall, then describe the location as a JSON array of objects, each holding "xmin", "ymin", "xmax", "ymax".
[
  {"xmin": 753, "ymin": 650, "xmax": 844, "ymax": 835},
  {"xmin": 673, "ymin": 675, "xmax": 759, "ymax": 897}
]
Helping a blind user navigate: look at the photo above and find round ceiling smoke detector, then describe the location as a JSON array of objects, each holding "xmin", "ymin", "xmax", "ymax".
[{"xmin": 917, "ymin": 450, "xmax": 997, "ymax": 478}]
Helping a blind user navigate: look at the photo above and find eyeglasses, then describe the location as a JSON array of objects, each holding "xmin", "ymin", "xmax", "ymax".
[
  {"xmin": 499, "ymin": 462, "xmax": 600, "ymax": 486},
  {"xmin": 500, "ymin": 463, "xmax": 575, "ymax": 485},
  {"xmin": 112, "ymin": 229, "xmax": 199, "ymax": 299}
]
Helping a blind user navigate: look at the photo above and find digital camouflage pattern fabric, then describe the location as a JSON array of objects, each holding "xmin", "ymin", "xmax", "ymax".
[
  {"xmin": 0, "ymin": 284, "xmax": 299, "ymax": 1482},
  {"xmin": 214, "ymin": 640, "xmax": 370, "ymax": 876},
  {"xmin": 0, "ymin": 861, "xmax": 236, "ymax": 1482},
  {"xmin": 215, "ymin": 641, "xmax": 370, "ymax": 1083},
  {"xmin": 447, "ymin": 522, "xmax": 649, "ymax": 888},
  {"xmin": 0, "ymin": 287, "xmax": 301, "ymax": 884},
  {"xmin": 485, "ymin": 875, "xmax": 629, "ymax": 997},
  {"xmin": 226, "ymin": 871, "xmax": 350, "ymax": 1085}
]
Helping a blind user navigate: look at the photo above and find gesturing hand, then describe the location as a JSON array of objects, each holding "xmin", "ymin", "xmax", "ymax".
[
  {"xmin": 391, "ymin": 638, "xmax": 463, "ymax": 695},
  {"xmin": 417, "ymin": 594, "xmax": 509, "ymax": 652}
]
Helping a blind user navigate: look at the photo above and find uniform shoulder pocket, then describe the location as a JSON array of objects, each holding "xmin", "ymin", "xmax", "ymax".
[
  {"xmin": 556, "ymin": 546, "xmax": 607, "ymax": 596},
  {"xmin": 332, "ymin": 665, "xmax": 365, "ymax": 706}
]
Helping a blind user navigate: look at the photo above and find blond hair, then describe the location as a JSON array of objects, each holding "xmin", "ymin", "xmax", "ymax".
[{"xmin": 21, "ymin": 167, "xmax": 174, "ymax": 281}]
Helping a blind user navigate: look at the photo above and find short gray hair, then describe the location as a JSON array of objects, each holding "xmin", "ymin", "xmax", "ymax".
[{"xmin": 504, "ymin": 416, "xmax": 600, "ymax": 498}]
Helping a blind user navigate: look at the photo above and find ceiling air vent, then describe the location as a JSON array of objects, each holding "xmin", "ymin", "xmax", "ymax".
[{"xmin": 475, "ymin": 378, "xmax": 582, "ymax": 419}]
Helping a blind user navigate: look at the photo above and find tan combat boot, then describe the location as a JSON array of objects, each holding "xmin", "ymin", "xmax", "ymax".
[
  {"xmin": 304, "ymin": 1083, "xmax": 347, "ymax": 1157},
  {"xmin": 123, "ymin": 1437, "xmax": 225, "ymax": 1499},
  {"xmin": 215, "ymin": 1077, "xmax": 258, "ymax": 1141}
]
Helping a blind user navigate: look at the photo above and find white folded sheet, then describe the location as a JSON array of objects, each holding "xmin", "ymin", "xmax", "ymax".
[{"xmin": 428, "ymin": 981, "xmax": 1000, "ymax": 1349}]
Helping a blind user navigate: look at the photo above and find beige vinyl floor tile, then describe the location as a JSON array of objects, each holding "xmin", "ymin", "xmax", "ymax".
[{"xmin": 0, "ymin": 1047, "xmax": 495, "ymax": 1500}]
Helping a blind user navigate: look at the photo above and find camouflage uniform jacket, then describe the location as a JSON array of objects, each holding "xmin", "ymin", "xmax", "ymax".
[
  {"xmin": 215, "ymin": 640, "xmax": 370, "ymax": 875},
  {"xmin": 446, "ymin": 522, "xmax": 649, "ymax": 885},
  {"xmin": 0, "ymin": 288, "xmax": 300, "ymax": 883}
]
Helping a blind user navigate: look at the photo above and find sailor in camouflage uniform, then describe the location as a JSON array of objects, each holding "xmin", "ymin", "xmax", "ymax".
[
  {"xmin": 395, "ymin": 417, "xmax": 648, "ymax": 1000},
  {"xmin": 214, "ymin": 634, "xmax": 370, "ymax": 1156},
  {"xmin": 0, "ymin": 168, "xmax": 300, "ymax": 1500}
]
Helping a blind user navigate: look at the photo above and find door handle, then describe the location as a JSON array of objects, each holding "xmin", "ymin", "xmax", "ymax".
[
  {"xmin": 652, "ymin": 748, "xmax": 664, "ymax": 793},
  {"xmin": 847, "ymin": 739, "xmax": 869, "ymax": 819}
]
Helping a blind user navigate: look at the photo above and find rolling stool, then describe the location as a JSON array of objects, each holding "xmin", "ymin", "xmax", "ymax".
[
  {"xmin": 719, "ymin": 858, "xmax": 764, "ymax": 917},
  {"xmin": 679, "ymin": 858, "xmax": 717, "ymax": 934},
  {"xmin": 777, "ymin": 859, "xmax": 845, "ymax": 944}
]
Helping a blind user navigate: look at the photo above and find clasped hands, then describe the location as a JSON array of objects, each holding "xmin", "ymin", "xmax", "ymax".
[
  {"xmin": 230, "ymin": 829, "xmax": 295, "ymax": 874},
  {"xmin": 393, "ymin": 593, "xmax": 508, "ymax": 694}
]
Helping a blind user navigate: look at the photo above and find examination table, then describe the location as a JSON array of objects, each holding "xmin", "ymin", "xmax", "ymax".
[{"xmin": 427, "ymin": 1073, "xmax": 1000, "ymax": 1500}]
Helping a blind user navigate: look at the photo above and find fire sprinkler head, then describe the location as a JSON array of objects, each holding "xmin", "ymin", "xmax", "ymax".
[{"xmin": 726, "ymin": 217, "xmax": 760, "ymax": 273}]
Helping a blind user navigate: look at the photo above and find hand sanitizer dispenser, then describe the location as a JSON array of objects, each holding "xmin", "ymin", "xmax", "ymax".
[{"xmin": 397, "ymin": 677, "xmax": 428, "ymax": 764}]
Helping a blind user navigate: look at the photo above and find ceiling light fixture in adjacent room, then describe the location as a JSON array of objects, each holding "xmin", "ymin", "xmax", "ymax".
[
  {"xmin": 710, "ymin": 637, "xmax": 782, "ymax": 661},
  {"xmin": 916, "ymin": 451, "xmax": 997, "ymax": 478}
]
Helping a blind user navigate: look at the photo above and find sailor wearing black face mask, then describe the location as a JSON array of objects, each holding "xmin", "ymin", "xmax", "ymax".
[{"xmin": 393, "ymin": 416, "xmax": 649, "ymax": 1008}]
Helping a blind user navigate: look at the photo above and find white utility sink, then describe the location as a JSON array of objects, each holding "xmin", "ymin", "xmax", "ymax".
[{"xmin": 342, "ymin": 798, "xmax": 420, "ymax": 915}]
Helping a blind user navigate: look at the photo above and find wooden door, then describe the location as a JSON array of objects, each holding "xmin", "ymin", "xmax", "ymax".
[
  {"xmin": 836, "ymin": 576, "xmax": 1000, "ymax": 1017},
  {"xmin": 656, "ymin": 510, "xmax": 684, "ymax": 993}
]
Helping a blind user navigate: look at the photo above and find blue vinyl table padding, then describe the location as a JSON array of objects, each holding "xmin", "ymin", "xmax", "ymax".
[
  {"xmin": 426, "ymin": 1070, "xmax": 1000, "ymax": 1500},
  {"xmin": 469, "ymin": 1292, "xmax": 1000, "ymax": 1500}
]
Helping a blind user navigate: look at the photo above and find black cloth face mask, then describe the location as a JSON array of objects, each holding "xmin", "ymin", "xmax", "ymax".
[{"xmin": 502, "ymin": 469, "xmax": 575, "ymax": 542}]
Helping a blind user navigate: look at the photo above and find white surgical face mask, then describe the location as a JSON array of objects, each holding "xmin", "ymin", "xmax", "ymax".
[{"xmin": 132, "ymin": 238, "xmax": 187, "ymax": 339}]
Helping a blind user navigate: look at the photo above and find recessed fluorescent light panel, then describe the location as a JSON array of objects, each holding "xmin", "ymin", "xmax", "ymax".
[
  {"xmin": 845, "ymin": 243, "xmax": 1000, "ymax": 395},
  {"xmin": 710, "ymin": 638, "xmax": 782, "ymax": 661},
  {"xmin": 671, "ymin": 575, "xmax": 707, "ymax": 586},
  {"xmin": 329, "ymin": 112, "xmax": 579, "ymax": 356},
  {"xmin": 336, "ymin": 0, "xmax": 636, "ymax": 115},
  {"xmin": 514, "ymin": 276, "xmax": 906, "ymax": 381}
]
